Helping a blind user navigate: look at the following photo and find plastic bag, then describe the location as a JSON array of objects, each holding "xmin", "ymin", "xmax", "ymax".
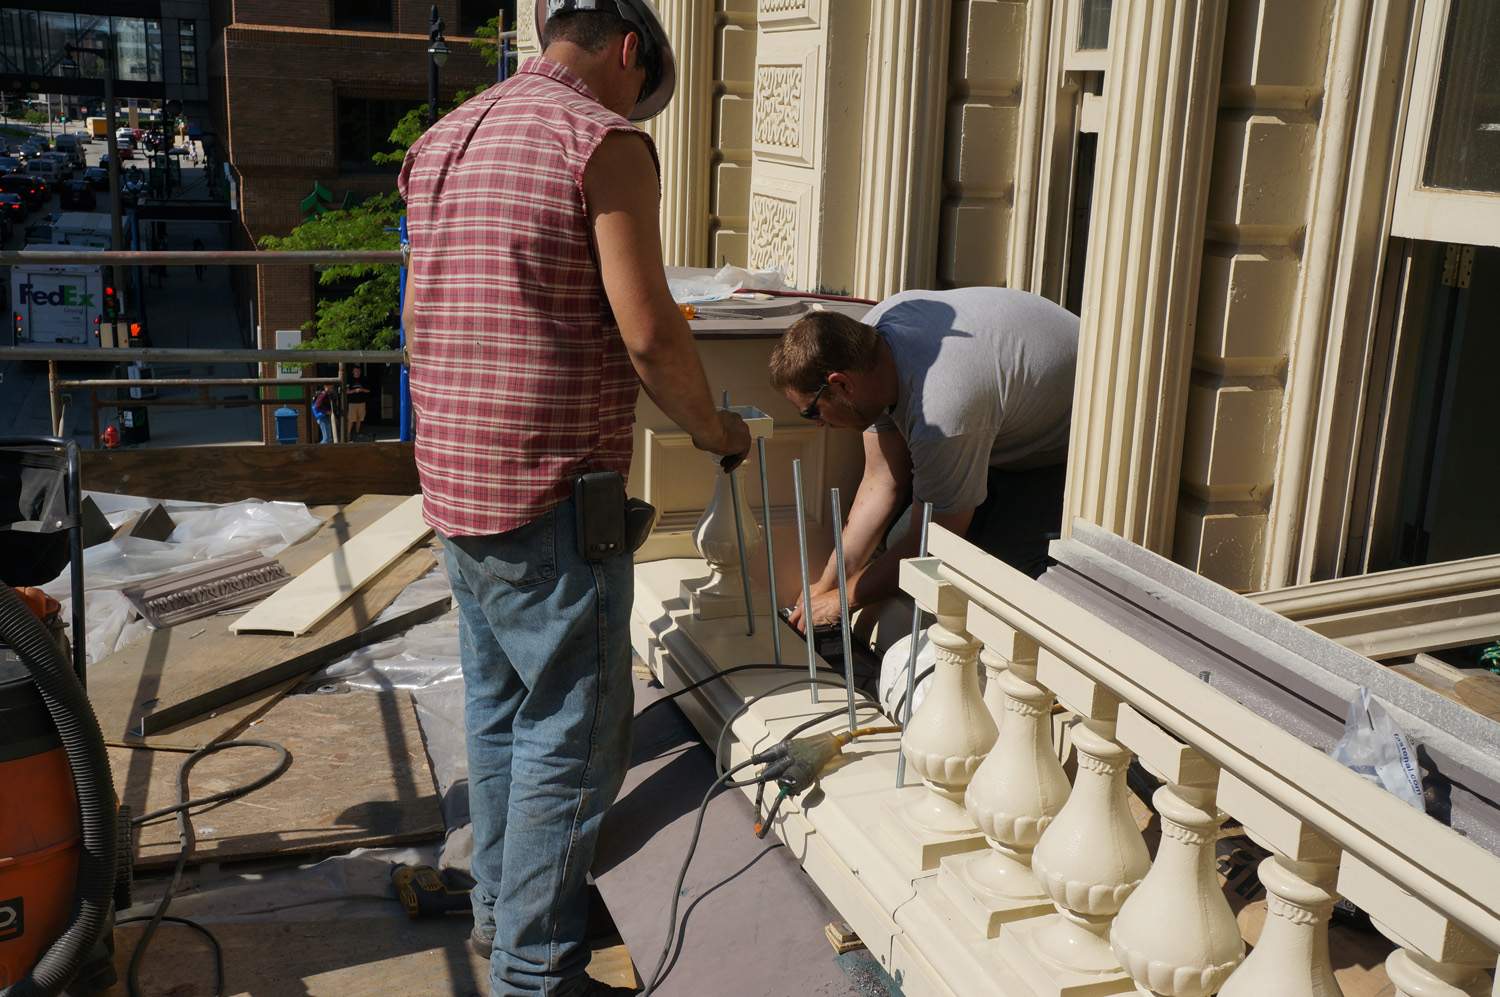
[
  {"xmin": 667, "ymin": 264, "xmax": 787, "ymax": 304},
  {"xmin": 1328, "ymin": 687, "xmax": 1425, "ymax": 812},
  {"xmin": 879, "ymin": 630, "xmax": 937, "ymax": 718}
]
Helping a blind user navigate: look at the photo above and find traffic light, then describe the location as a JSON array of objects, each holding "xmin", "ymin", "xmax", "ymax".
[
  {"xmin": 103, "ymin": 285, "xmax": 119, "ymax": 321},
  {"xmin": 128, "ymin": 321, "xmax": 143, "ymax": 345}
]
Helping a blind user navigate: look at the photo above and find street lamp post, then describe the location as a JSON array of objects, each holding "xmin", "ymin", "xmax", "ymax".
[{"xmin": 427, "ymin": 6, "xmax": 449, "ymax": 129}]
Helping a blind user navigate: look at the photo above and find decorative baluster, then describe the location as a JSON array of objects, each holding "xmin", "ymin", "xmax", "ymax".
[
  {"xmin": 1339, "ymin": 849, "xmax": 1497, "ymax": 997},
  {"xmin": 1384, "ymin": 944, "xmax": 1493, "ymax": 997},
  {"xmin": 880, "ymin": 559, "xmax": 997, "ymax": 872},
  {"xmin": 682, "ymin": 407, "xmax": 772, "ymax": 620},
  {"xmin": 1218, "ymin": 854, "xmax": 1341, "ymax": 997},
  {"xmin": 939, "ymin": 605, "xmax": 1069, "ymax": 938},
  {"xmin": 979, "ymin": 645, "xmax": 1008, "ymax": 726},
  {"xmin": 998, "ymin": 651, "xmax": 1149, "ymax": 995},
  {"xmin": 1110, "ymin": 706, "xmax": 1244, "ymax": 996},
  {"xmin": 1216, "ymin": 771, "xmax": 1347, "ymax": 997}
]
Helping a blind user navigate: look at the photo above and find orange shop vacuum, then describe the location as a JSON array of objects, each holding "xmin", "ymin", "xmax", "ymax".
[{"xmin": 0, "ymin": 437, "xmax": 127, "ymax": 995}]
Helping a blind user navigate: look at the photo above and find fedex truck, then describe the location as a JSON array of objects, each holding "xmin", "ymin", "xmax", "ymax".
[{"xmin": 9, "ymin": 246, "xmax": 110, "ymax": 348}]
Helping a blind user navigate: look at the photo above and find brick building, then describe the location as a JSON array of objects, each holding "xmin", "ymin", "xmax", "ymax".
[{"xmin": 209, "ymin": 0, "xmax": 500, "ymax": 422}]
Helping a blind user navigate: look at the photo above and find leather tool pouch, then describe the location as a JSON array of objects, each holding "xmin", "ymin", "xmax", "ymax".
[{"xmin": 574, "ymin": 471, "xmax": 658, "ymax": 561}]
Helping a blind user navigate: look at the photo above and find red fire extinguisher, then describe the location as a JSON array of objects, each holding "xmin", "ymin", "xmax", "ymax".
[{"xmin": 100, "ymin": 424, "xmax": 120, "ymax": 450}]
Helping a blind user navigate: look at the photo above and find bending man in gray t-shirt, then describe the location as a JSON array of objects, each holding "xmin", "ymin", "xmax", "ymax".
[{"xmin": 768, "ymin": 286, "xmax": 1079, "ymax": 631}]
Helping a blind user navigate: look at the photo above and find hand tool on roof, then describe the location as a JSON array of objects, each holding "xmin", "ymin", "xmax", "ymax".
[{"xmin": 392, "ymin": 864, "xmax": 472, "ymax": 919}]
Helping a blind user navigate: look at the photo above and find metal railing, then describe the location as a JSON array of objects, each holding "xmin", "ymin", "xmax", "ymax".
[{"xmin": 1, "ymin": 247, "xmax": 408, "ymax": 444}]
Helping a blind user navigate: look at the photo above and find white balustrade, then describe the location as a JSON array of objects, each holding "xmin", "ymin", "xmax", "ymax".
[
  {"xmin": 1219, "ymin": 853, "xmax": 1343, "ymax": 997},
  {"xmin": 682, "ymin": 407, "xmax": 772, "ymax": 620},
  {"xmin": 1110, "ymin": 706, "xmax": 1244, "ymax": 996}
]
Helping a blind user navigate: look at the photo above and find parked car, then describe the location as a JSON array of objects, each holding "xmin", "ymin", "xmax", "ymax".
[
  {"xmin": 0, "ymin": 193, "xmax": 26, "ymax": 225},
  {"xmin": 0, "ymin": 209, "xmax": 11, "ymax": 244},
  {"xmin": 83, "ymin": 166, "xmax": 108, "ymax": 190},
  {"xmin": 0, "ymin": 174, "xmax": 44, "ymax": 210},
  {"xmin": 0, "ymin": 156, "xmax": 21, "ymax": 175},
  {"xmin": 59, "ymin": 180, "xmax": 96, "ymax": 211}
]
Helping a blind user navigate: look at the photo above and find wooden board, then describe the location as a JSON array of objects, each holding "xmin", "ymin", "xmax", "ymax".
[
  {"xmin": 138, "ymin": 576, "xmax": 448, "ymax": 734},
  {"xmin": 112, "ymin": 692, "xmax": 443, "ymax": 869},
  {"xmin": 1456, "ymin": 673, "xmax": 1500, "ymax": 722},
  {"xmin": 84, "ymin": 496, "xmax": 414, "ymax": 750},
  {"xmin": 109, "ymin": 919, "xmax": 638, "ymax": 996},
  {"xmin": 231, "ymin": 494, "xmax": 430, "ymax": 636},
  {"xmin": 80, "ymin": 442, "xmax": 419, "ymax": 506}
]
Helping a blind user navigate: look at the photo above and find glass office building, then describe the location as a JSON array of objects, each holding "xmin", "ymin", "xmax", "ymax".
[{"xmin": 0, "ymin": 10, "xmax": 166, "ymax": 84}]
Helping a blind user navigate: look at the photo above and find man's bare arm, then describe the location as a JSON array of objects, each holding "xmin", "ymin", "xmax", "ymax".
[
  {"xmin": 586, "ymin": 132, "xmax": 747, "ymax": 457},
  {"xmin": 845, "ymin": 503, "xmax": 973, "ymax": 609}
]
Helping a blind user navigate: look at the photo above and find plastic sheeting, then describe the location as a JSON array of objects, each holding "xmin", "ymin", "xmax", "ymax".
[
  {"xmin": 301, "ymin": 566, "xmax": 472, "ymax": 842},
  {"xmin": 667, "ymin": 264, "xmax": 787, "ymax": 304},
  {"xmin": 41, "ymin": 491, "xmax": 321, "ymax": 664}
]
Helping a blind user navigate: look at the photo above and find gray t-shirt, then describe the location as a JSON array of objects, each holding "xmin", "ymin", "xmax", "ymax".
[{"xmin": 865, "ymin": 287, "xmax": 1078, "ymax": 514}]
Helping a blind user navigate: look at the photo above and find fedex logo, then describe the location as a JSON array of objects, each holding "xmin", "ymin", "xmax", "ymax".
[{"xmin": 19, "ymin": 283, "xmax": 95, "ymax": 309}]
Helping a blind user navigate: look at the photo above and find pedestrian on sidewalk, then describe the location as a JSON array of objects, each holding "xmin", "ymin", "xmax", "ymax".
[
  {"xmin": 397, "ymin": 4, "xmax": 750, "ymax": 995},
  {"xmin": 312, "ymin": 384, "xmax": 334, "ymax": 443},
  {"xmin": 191, "ymin": 237, "xmax": 205, "ymax": 281},
  {"xmin": 345, "ymin": 366, "xmax": 371, "ymax": 440}
]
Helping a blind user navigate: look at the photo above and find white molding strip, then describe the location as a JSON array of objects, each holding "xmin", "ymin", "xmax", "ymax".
[{"xmin": 230, "ymin": 494, "xmax": 430, "ymax": 637}]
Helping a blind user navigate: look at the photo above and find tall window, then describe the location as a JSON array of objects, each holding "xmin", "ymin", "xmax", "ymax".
[
  {"xmin": 337, "ymin": 97, "xmax": 418, "ymax": 172},
  {"xmin": 334, "ymin": 0, "xmax": 394, "ymax": 31},
  {"xmin": 178, "ymin": 20, "xmax": 197, "ymax": 85}
]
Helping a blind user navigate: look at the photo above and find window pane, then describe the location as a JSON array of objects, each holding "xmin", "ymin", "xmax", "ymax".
[
  {"xmin": 338, "ymin": 96, "xmax": 418, "ymax": 172},
  {"xmin": 113, "ymin": 17, "xmax": 149, "ymax": 82},
  {"xmin": 460, "ymin": 0, "xmax": 516, "ymax": 36},
  {"xmin": 334, "ymin": 0, "xmax": 393, "ymax": 30},
  {"xmin": 1379, "ymin": 242, "xmax": 1500, "ymax": 569},
  {"xmin": 1078, "ymin": 0, "xmax": 1113, "ymax": 51},
  {"xmin": 1424, "ymin": 0, "xmax": 1500, "ymax": 193},
  {"xmin": 179, "ymin": 21, "xmax": 197, "ymax": 85}
]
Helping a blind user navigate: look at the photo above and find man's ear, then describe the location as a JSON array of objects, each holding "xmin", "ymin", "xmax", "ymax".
[{"xmin": 620, "ymin": 30, "xmax": 641, "ymax": 72}]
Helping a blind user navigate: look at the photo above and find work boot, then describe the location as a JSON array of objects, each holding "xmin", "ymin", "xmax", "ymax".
[{"xmin": 583, "ymin": 983, "xmax": 638, "ymax": 996}]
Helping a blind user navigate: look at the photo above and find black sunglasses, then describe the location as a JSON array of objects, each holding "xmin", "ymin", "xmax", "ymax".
[{"xmin": 799, "ymin": 381, "xmax": 830, "ymax": 421}]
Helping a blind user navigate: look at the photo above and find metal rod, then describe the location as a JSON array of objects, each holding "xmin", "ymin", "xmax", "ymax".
[
  {"xmin": 830, "ymin": 487, "xmax": 858, "ymax": 735},
  {"xmin": 55, "ymin": 377, "xmax": 341, "ymax": 389},
  {"xmin": 4, "ymin": 346, "xmax": 403, "ymax": 364},
  {"xmin": 47, "ymin": 361, "xmax": 60, "ymax": 436},
  {"xmin": 757, "ymin": 437, "xmax": 781, "ymax": 666},
  {"xmin": 723, "ymin": 391, "xmax": 754, "ymax": 637},
  {"xmin": 0, "ymin": 250, "xmax": 403, "ymax": 266},
  {"xmin": 896, "ymin": 502, "xmax": 935, "ymax": 787},
  {"xmin": 792, "ymin": 459, "xmax": 818, "ymax": 702}
]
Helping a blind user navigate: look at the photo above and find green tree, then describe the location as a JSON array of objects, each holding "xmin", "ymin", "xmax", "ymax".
[{"xmin": 260, "ymin": 17, "xmax": 504, "ymax": 351}]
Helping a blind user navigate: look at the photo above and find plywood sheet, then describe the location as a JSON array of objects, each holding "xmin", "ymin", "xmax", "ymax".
[
  {"xmin": 85, "ymin": 496, "xmax": 413, "ymax": 750},
  {"xmin": 231, "ymin": 494, "xmax": 430, "ymax": 636},
  {"xmin": 110, "ymin": 919, "xmax": 637, "ymax": 996},
  {"xmin": 112, "ymin": 692, "xmax": 443, "ymax": 869}
]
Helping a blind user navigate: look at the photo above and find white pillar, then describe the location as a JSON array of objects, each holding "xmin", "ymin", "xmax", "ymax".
[
  {"xmin": 1384, "ymin": 947, "xmax": 1491, "ymax": 997},
  {"xmin": 683, "ymin": 411, "xmax": 772, "ymax": 620},
  {"xmin": 643, "ymin": 0, "xmax": 713, "ymax": 266},
  {"xmin": 1218, "ymin": 854, "xmax": 1342, "ymax": 997},
  {"xmin": 1061, "ymin": 0, "xmax": 1228, "ymax": 550}
]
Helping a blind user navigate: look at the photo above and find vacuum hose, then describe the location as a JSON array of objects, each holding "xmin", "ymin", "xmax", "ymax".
[{"xmin": 0, "ymin": 585, "xmax": 117, "ymax": 997}]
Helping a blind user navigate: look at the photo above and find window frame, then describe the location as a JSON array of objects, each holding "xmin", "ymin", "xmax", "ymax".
[
  {"xmin": 1390, "ymin": 0, "xmax": 1500, "ymax": 248},
  {"xmin": 1062, "ymin": 0, "xmax": 1111, "ymax": 73}
]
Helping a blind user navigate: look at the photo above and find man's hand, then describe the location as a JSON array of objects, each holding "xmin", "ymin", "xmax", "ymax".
[
  {"xmin": 696, "ymin": 410, "xmax": 751, "ymax": 463},
  {"xmin": 787, "ymin": 585, "xmax": 842, "ymax": 634}
]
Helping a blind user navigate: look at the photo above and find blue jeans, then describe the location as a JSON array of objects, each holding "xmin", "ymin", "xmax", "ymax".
[
  {"xmin": 441, "ymin": 497, "xmax": 633, "ymax": 997},
  {"xmin": 315, "ymin": 413, "xmax": 333, "ymax": 443}
]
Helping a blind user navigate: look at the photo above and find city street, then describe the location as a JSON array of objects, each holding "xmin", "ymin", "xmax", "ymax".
[{"xmin": 0, "ymin": 117, "xmax": 261, "ymax": 448}]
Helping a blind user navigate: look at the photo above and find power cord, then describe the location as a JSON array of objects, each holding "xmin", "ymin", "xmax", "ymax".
[
  {"xmin": 634, "ymin": 661, "xmax": 876, "ymax": 722},
  {"xmin": 117, "ymin": 739, "xmax": 292, "ymax": 997}
]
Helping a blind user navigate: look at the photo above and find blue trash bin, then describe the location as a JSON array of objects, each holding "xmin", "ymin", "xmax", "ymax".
[{"xmin": 274, "ymin": 406, "xmax": 299, "ymax": 445}]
